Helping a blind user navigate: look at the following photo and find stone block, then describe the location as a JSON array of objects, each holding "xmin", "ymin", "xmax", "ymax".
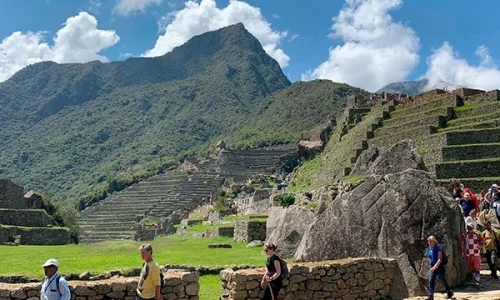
[
  {"xmin": 105, "ymin": 291, "xmax": 125, "ymax": 298},
  {"xmin": 10, "ymin": 289, "xmax": 27, "ymax": 299},
  {"xmin": 185, "ymin": 283, "xmax": 199, "ymax": 296}
]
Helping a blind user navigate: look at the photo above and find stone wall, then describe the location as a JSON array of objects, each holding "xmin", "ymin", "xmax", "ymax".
[
  {"xmin": 233, "ymin": 219, "xmax": 267, "ymax": 243},
  {"xmin": 206, "ymin": 226, "xmax": 234, "ymax": 238},
  {"xmin": 220, "ymin": 257, "xmax": 404, "ymax": 300},
  {"xmin": 0, "ymin": 270, "xmax": 200, "ymax": 300},
  {"xmin": 0, "ymin": 209, "xmax": 53, "ymax": 227},
  {"xmin": 0, "ymin": 179, "xmax": 25, "ymax": 209},
  {"xmin": 0, "ymin": 226, "xmax": 71, "ymax": 245}
]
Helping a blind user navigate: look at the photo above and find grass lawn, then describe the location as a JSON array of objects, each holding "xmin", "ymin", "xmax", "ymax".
[
  {"xmin": 199, "ymin": 275, "xmax": 222, "ymax": 300},
  {"xmin": 0, "ymin": 235, "xmax": 266, "ymax": 279}
]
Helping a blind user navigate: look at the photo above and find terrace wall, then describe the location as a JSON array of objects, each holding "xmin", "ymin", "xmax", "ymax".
[
  {"xmin": 0, "ymin": 270, "xmax": 199, "ymax": 300},
  {"xmin": 220, "ymin": 257, "xmax": 404, "ymax": 300}
]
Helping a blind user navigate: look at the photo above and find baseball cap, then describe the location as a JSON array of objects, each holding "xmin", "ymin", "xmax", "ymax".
[{"xmin": 42, "ymin": 259, "xmax": 59, "ymax": 267}]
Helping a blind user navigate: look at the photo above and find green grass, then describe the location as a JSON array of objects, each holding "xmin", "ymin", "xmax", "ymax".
[
  {"xmin": 0, "ymin": 235, "xmax": 266, "ymax": 279},
  {"xmin": 185, "ymin": 223, "xmax": 234, "ymax": 232},
  {"xmin": 453, "ymin": 103, "xmax": 479, "ymax": 112},
  {"xmin": 199, "ymin": 275, "xmax": 222, "ymax": 300},
  {"xmin": 221, "ymin": 214, "xmax": 268, "ymax": 221}
]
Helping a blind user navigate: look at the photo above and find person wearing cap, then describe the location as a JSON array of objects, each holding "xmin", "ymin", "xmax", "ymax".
[
  {"xmin": 41, "ymin": 259, "xmax": 71, "ymax": 300},
  {"xmin": 136, "ymin": 244, "xmax": 161, "ymax": 300},
  {"xmin": 426, "ymin": 236, "xmax": 453, "ymax": 300},
  {"xmin": 459, "ymin": 193, "xmax": 476, "ymax": 218},
  {"xmin": 461, "ymin": 223, "xmax": 485, "ymax": 287}
]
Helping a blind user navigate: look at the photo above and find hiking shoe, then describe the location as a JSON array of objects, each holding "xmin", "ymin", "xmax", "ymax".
[{"xmin": 446, "ymin": 291, "xmax": 454, "ymax": 299}]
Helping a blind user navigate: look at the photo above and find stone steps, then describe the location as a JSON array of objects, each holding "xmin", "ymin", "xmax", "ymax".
[
  {"xmin": 434, "ymin": 158, "xmax": 500, "ymax": 179},
  {"xmin": 389, "ymin": 95, "xmax": 461, "ymax": 118},
  {"xmin": 389, "ymin": 106, "xmax": 454, "ymax": 121},
  {"xmin": 440, "ymin": 117, "xmax": 500, "ymax": 132},
  {"xmin": 371, "ymin": 125, "xmax": 437, "ymax": 149},
  {"xmin": 455, "ymin": 102, "xmax": 500, "ymax": 119},
  {"xmin": 448, "ymin": 110, "xmax": 500, "ymax": 128},
  {"xmin": 436, "ymin": 177, "xmax": 500, "ymax": 193},
  {"xmin": 440, "ymin": 143, "xmax": 500, "ymax": 161},
  {"xmin": 381, "ymin": 114, "xmax": 447, "ymax": 134}
]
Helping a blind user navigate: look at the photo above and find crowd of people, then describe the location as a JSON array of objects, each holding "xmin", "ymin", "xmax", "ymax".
[{"xmin": 426, "ymin": 181, "xmax": 500, "ymax": 299}]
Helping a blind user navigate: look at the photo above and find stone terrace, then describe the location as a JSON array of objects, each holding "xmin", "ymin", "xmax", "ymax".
[
  {"xmin": 369, "ymin": 88, "xmax": 500, "ymax": 191},
  {"xmin": 217, "ymin": 146, "xmax": 298, "ymax": 182},
  {"xmin": 79, "ymin": 147, "xmax": 297, "ymax": 243},
  {"xmin": 78, "ymin": 171, "xmax": 221, "ymax": 243}
]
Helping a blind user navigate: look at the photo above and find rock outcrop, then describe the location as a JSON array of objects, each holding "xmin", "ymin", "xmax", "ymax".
[
  {"xmin": 266, "ymin": 206, "xmax": 315, "ymax": 259},
  {"xmin": 269, "ymin": 140, "xmax": 467, "ymax": 297}
]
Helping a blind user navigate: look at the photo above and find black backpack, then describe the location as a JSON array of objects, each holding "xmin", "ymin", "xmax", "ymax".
[{"xmin": 278, "ymin": 256, "xmax": 289, "ymax": 279}]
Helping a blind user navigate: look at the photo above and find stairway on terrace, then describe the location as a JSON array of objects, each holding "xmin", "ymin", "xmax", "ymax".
[
  {"xmin": 217, "ymin": 145, "xmax": 298, "ymax": 182},
  {"xmin": 78, "ymin": 171, "xmax": 221, "ymax": 243},
  {"xmin": 369, "ymin": 88, "xmax": 500, "ymax": 191}
]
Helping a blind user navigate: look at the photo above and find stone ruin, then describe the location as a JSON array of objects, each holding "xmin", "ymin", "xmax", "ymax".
[
  {"xmin": 266, "ymin": 140, "xmax": 468, "ymax": 297},
  {"xmin": 0, "ymin": 179, "xmax": 71, "ymax": 245}
]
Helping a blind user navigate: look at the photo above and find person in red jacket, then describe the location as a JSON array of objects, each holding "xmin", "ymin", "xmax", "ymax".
[{"xmin": 464, "ymin": 188, "xmax": 479, "ymax": 211}]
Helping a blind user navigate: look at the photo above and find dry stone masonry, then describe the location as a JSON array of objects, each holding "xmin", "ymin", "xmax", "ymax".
[
  {"xmin": 0, "ymin": 179, "xmax": 70, "ymax": 245},
  {"xmin": 220, "ymin": 257, "xmax": 404, "ymax": 300},
  {"xmin": 0, "ymin": 270, "xmax": 199, "ymax": 300},
  {"xmin": 233, "ymin": 219, "xmax": 267, "ymax": 243}
]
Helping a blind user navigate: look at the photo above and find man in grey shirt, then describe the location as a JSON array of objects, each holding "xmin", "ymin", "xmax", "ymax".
[{"xmin": 41, "ymin": 259, "xmax": 71, "ymax": 300}]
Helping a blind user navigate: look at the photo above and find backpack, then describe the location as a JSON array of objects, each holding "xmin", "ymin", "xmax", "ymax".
[
  {"xmin": 43, "ymin": 274, "xmax": 62, "ymax": 295},
  {"xmin": 278, "ymin": 256, "xmax": 289, "ymax": 279}
]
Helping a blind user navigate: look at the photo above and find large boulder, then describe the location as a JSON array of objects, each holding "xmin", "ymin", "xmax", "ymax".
[
  {"xmin": 266, "ymin": 206, "xmax": 315, "ymax": 259},
  {"xmin": 292, "ymin": 141, "xmax": 467, "ymax": 297}
]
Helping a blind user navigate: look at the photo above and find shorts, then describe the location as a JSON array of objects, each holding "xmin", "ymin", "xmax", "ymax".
[{"xmin": 466, "ymin": 255, "xmax": 481, "ymax": 271}]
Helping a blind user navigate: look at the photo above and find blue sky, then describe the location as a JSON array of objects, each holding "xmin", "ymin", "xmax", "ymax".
[{"xmin": 1, "ymin": 0, "xmax": 500, "ymax": 92}]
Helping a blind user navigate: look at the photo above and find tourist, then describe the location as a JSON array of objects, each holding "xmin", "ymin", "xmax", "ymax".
[
  {"xmin": 483, "ymin": 221, "xmax": 499, "ymax": 279},
  {"xmin": 461, "ymin": 223, "xmax": 485, "ymax": 287},
  {"xmin": 137, "ymin": 244, "xmax": 161, "ymax": 300},
  {"xmin": 426, "ymin": 236, "xmax": 453, "ymax": 300},
  {"xmin": 41, "ymin": 259, "xmax": 71, "ymax": 300},
  {"xmin": 464, "ymin": 209, "xmax": 478, "ymax": 231},
  {"xmin": 260, "ymin": 243, "xmax": 282, "ymax": 300},
  {"xmin": 463, "ymin": 187, "xmax": 479, "ymax": 211},
  {"xmin": 459, "ymin": 193, "xmax": 475, "ymax": 217}
]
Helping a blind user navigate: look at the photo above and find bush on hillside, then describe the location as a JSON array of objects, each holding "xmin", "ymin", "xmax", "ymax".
[
  {"xmin": 277, "ymin": 193, "xmax": 295, "ymax": 208},
  {"xmin": 53, "ymin": 205, "xmax": 82, "ymax": 244}
]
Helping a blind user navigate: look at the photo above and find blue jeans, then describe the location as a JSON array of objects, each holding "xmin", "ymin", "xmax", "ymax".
[{"xmin": 429, "ymin": 267, "xmax": 450, "ymax": 295}]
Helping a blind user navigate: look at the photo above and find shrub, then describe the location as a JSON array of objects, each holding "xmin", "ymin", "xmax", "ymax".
[{"xmin": 277, "ymin": 193, "xmax": 295, "ymax": 208}]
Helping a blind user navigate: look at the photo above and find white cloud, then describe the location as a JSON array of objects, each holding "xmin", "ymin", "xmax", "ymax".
[
  {"xmin": 288, "ymin": 33, "xmax": 300, "ymax": 42},
  {"xmin": 272, "ymin": 13, "xmax": 280, "ymax": 19},
  {"xmin": 0, "ymin": 12, "xmax": 119, "ymax": 82},
  {"xmin": 303, "ymin": 0, "xmax": 419, "ymax": 92},
  {"xmin": 143, "ymin": 0, "xmax": 290, "ymax": 68},
  {"xmin": 425, "ymin": 43, "xmax": 500, "ymax": 91},
  {"xmin": 114, "ymin": 0, "xmax": 163, "ymax": 16}
]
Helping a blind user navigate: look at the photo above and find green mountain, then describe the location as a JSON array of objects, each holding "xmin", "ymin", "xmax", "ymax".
[
  {"xmin": 0, "ymin": 23, "xmax": 290, "ymax": 203},
  {"xmin": 226, "ymin": 80, "xmax": 368, "ymax": 149}
]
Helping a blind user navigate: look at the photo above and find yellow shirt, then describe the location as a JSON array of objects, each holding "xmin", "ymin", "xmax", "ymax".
[{"xmin": 137, "ymin": 261, "xmax": 161, "ymax": 299}]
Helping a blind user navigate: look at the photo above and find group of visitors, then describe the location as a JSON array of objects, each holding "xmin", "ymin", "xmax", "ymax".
[{"xmin": 426, "ymin": 181, "xmax": 500, "ymax": 299}]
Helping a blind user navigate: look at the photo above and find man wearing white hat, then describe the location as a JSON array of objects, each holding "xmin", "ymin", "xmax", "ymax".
[{"xmin": 41, "ymin": 259, "xmax": 71, "ymax": 300}]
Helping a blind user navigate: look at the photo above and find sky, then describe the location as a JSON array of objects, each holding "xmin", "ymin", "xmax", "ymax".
[{"xmin": 1, "ymin": 0, "xmax": 500, "ymax": 92}]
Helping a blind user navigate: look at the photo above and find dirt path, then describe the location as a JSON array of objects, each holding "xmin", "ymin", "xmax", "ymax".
[{"xmin": 410, "ymin": 271, "xmax": 500, "ymax": 300}]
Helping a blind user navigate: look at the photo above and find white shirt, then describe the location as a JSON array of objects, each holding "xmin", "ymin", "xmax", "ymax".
[{"xmin": 40, "ymin": 274, "xmax": 71, "ymax": 300}]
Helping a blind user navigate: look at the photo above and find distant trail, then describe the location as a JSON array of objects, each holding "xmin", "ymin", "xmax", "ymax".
[{"xmin": 409, "ymin": 271, "xmax": 500, "ymax": 300}]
